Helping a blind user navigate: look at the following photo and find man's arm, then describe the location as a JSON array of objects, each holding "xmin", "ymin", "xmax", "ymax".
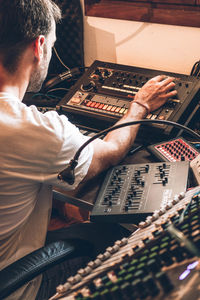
[{"xmin": 83, "ymin": 75, "xmax": 177, "ymax": 181}]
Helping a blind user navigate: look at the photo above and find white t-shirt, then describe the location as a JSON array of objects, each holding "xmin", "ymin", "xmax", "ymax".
[{"xmin": 0, "ymin": 92, "xmax": 93, "ymax": 299}]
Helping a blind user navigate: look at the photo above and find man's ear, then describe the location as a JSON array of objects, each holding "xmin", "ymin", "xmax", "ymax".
[{"xmin": 32, "ymin": 35, "xmax": 45, "ymax": 63}]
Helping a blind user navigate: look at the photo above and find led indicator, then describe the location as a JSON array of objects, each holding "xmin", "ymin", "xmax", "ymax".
[{"xmin": 179, "ymin": 260, "xmax": 199, "ymax": 281}]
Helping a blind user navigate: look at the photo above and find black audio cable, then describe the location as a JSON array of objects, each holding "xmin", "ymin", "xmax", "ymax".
[
  {"xmin": 190, "ymin": 60, "xmax": 200, "ymax": 77},
  {"xmin": 53, "ymin": 46, "xmax": 70, "ymax": 71},
  {"xmin": 58, "ymin": 119, "xmax": 200, "ymax": 185}
]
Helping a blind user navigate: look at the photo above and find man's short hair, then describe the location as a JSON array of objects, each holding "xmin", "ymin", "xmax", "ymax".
[{"xmin": 0, "ymin": 0, "xmax": 62, "ymax": 72}]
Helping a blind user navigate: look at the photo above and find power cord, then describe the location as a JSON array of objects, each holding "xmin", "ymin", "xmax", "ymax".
[
  {"xmin": 190, "ymin": 60, "xmax": 200, "ymax": 77},
  {"xmin": 53, "ymin": 46, "xmax": 70, "ymax": 71}
]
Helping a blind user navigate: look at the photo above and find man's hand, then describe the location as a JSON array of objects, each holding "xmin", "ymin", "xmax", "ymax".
[
  {"xmin": 81, "ymin": 75, "xmax": 177, "ymax": 183},
  {"xmin": 133, "ymin": 75, "xmax": 177, "ymax": 113}
]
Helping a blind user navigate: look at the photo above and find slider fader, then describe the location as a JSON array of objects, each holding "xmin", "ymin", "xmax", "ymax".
[
  {"xmin": 90, "ymin": 161, "xmax": 190, "ymax": 224},
  {"xmin": 53, "ymin": 187, "xmax": 200, "ymax": 300}
]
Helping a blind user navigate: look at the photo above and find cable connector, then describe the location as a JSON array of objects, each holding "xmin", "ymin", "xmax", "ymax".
[{"xmin": 58, "ymin": 159, "xmax": 78, "ymax": 185}]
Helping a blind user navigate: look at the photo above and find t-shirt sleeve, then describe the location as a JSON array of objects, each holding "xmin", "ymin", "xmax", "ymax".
[{"xmin": 30, "ymin": 108, "xmax": 94, "ymax": 190}]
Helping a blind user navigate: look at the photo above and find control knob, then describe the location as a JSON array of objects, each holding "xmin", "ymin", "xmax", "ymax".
[{"xmin": 81, "ymin": 80, "xmax": 95, "ymax": 91}]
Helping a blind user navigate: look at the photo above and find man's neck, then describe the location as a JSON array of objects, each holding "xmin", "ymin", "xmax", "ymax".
[{"xmin": 0, "ymin": 66, "xmax": 29, "ymax": 101}]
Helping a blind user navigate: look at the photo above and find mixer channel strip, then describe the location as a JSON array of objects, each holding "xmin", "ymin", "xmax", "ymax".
[
  {"xmin": 90, "ymin": 161, "xmax": 190, "ymax": 224},
  {"xmin": 50, "ymin": 187, "xmax": 200, "ymax": 300}
]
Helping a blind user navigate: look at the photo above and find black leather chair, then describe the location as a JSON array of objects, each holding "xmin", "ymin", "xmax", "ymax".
[{"xmin": 0, "ymin": 239, "xmax": 92, "ymax": 299}]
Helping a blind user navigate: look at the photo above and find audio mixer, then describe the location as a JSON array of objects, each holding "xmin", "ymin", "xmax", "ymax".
[
  {"xmin": 57, "ymin": 60, "xmax": 200, "ymax": 140},
  {"xmin": 90, "ymin": 161, "xmax": 190, "ymax": 224},
  {"xmin": 50, "ymin": 186, "xmax": 200, "ymax": 300}
]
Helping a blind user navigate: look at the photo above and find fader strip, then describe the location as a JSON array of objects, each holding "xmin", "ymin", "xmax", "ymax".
[
  {"xmin": 50, "ymin": 187, "xmax": 200, "ymax": 300},
  {"xmin": 90, "ymin": 161, "xmax": 190, "ymax": 224}
]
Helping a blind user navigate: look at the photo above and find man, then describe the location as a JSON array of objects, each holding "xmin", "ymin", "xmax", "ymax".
[{"xmin": 0, "ymin": 0, "xmax": 177, "ymax": 299}]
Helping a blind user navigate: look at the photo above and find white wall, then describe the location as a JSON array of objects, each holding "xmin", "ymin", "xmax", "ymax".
[{"xmin": 81, "ymin": 1, "xmax": 200, "ymax": 75}]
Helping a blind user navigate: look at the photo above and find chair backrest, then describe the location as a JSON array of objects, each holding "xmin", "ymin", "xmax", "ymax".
[{"xmin": 0, "ymin": 239, "xmax": 92, "ymax": 299}]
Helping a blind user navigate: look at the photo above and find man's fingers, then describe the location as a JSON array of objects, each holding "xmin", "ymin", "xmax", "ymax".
[
  {"xmin": 156, "ymin": 76, "xmax": 177, "ymax": 95},
  {"xmin": 164, "ymin": 81, "xmax": 176, "ymax": 92},
  {"xmin": 149, "ymin": 75, "xmax": 165, "ymax": 82},
  {"xmin": 165, "ymin": 89, "xmax": 178, "ymax": 98},
  {"xmin": 161, "ymin": 76, "xmax": 176, "ymax": 86},
  {"xmin": 151, "ymin": 75, "xmax": 176, "ymax": 85}
]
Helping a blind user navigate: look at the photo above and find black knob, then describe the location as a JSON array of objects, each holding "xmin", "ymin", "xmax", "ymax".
[
  {"xmin": 94, "ymin": 68, "xmax": 101, "ymax": 75},
  {"xmin": 81, "ymin": 81, "xmax": 95, "ymax": 91}
]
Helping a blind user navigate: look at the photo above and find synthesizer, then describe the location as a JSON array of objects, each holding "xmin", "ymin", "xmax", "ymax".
[
  {"xmin": 50, "ymin": 186, "xmax": 200, "ymax": 300},
  {"xmin": 57, "ymin": 60, "xmax": 200, "ymax": 140},
  {"xmin": 90, "ymin": 161, "xmax": 190, "ymax": 224}
]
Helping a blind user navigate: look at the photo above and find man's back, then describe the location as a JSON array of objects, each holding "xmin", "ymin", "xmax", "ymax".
[{"xmin": 0, "ymin": 92, "xmax": 93, "ymax": 268}]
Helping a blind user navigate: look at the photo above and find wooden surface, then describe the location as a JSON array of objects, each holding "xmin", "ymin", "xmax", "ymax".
[{"xmin": 84, "ymin": 0, "xmax": 200, "ymax": 27}]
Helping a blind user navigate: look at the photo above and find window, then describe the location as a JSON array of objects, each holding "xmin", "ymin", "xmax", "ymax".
[{"xmin": 84, "ymin": 0, "xmax": 200, "ymax": 27}]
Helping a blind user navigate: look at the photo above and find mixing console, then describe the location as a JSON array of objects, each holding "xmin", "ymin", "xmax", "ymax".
[
  {"xmin": 57, "ymin": 60, "xmax": 200, "ymax": 139},
  {"xmin": 50, "ymin": 186, "xmax": 200, "ymax": 300},
  {"xmin": 90, "ymin": 161, "xmax": 190, "ymax": 224}
]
